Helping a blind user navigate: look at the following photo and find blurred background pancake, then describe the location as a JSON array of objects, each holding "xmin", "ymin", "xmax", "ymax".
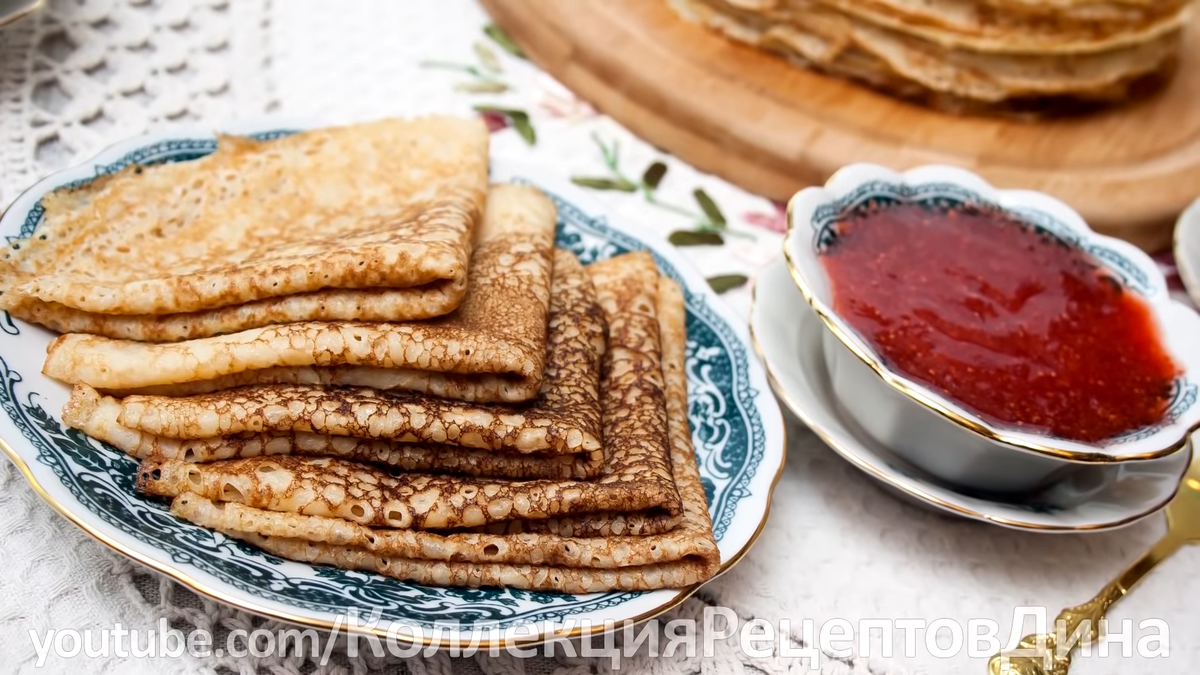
[
  {"xmin": 673, "ymin": 0, "xmax": 1192, "ymax": 114},
  {"xmin": 481, "ymin": 0, "xmax": 1200, "ymax": 251}
]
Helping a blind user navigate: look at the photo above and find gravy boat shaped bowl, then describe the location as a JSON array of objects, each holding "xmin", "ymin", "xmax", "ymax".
[{"xmin": 784, "ymin": 164, "xmax": 1200, "ymax": 494}]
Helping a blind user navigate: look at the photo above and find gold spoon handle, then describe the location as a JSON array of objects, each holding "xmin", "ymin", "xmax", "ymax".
[{"xmin": 987, "ymin": 532, "xmax": 1186, "ymax": 675}]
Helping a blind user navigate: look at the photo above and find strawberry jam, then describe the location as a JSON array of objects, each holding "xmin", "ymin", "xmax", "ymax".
[{"xmin": 819, "ymin": 202, "xmax": 1177, "ymax": 443}]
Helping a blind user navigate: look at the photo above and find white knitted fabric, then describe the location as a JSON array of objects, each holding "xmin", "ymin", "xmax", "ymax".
[
  {"xmin": 2, "ymin": 1, "xmax": 1198, "ymax": 674},
  {"xmin": 0, "ymin": 0, "xmax": 273, "ymax": 205}
]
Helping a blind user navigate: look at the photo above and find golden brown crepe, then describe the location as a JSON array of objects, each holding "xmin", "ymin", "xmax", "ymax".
[
  {"xmin": 1, "ymin": 118, "xmax": 490, "ymax": 337},
  {"xmin": 68, "ymin": 424, "xmax": 607, "ymax": 480},
  {"xmin": 43, "ymin": 184, "xmax": 558, "ymax": 403},
  {"xmin": 133, "ymin": 254, "xmax": 685, "ymax": 538},
  {"xmin": 64, "ymin": 249, "xmax": 605, "ymax": 460},
  {"xmin": 164, "ymin": 274, "xmax": 719, "ymax": 592},
  {"xmin": 137, "ymin": 451, "xmax": 681, "ymax": 533},
  {"xmin": 672, "ymin": 0, "xmax": 1188, "ymax": 113},
  {"xmin": 771, "ymin": 0, "xmax": 1190, "ymax": 54}
]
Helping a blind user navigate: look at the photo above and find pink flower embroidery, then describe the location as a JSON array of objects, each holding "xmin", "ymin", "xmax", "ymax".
[
  {"xmin": 479, "ymin": 111, "xmax": 510, "ymax": 133},
  {"xmin": 729, "ymin": 240, "xmax": 778, "ymax": 268},
  {"xmin": 742, "ymin": 200, "xmax": 787, "ymax": 234},
  {"xmin": 534, "ymin": 73, "xmax": 597, "ymax": 121}
]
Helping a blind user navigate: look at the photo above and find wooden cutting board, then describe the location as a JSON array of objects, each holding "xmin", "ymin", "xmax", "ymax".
[{"xmin": 481, "ymin": 0, "xmax": 1200, "ymax": 252}]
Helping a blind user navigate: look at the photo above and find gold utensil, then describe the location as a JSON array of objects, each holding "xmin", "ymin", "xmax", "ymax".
[{"xmin": 989, "ymin": 444, "xmax": 1200, "ymax": 675}]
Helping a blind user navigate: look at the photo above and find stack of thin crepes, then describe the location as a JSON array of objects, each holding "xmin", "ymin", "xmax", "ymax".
[
  {"xmin": 669, "ymin": 0, "xmax": 1195, "ymax": 114},
  {"xmin": 5, "ymin": 117, "xmax": 719, "ymax": 593}
]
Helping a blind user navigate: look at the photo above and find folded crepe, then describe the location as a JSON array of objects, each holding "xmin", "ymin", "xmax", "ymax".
[
  {"xmin": 165, "ymin": 279, "xmax": 719, "ymax": 593},
  {"xmin": 70, "ymin": 425, "xmax": 605, "ymax": 480},
  {"xmin": 65, "ymin": 249, "xmax": 606, "ymax": 468},
  {"xmin": 673, "ymin": 0, "xmax": 1185, "ymax": 111},
  {"xmin": 771, "ymin": 0, "xmax": 1191, "ymax": 54},
  {"xmin": 43, "ymin": 183, "xmax": 559, "ymax": 403},
  {"xmin": 984, "ymin": 0, "xmax": 1180, "ymax": 19},
  {"xmin": 132, "ymin": 253, "xmax": 686, "ymax": 537},
  {"xmin": 0, "ymin": 117, "xmax": 490, "ymax": 339}
]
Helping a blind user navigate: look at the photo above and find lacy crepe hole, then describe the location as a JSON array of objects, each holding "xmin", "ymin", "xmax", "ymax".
[
  {"xmin": 386, "ymin": 509, "xmax": 404, "ymax": 524},
  {"xmin": 221, "ymin": 482, "xmax": 245, "ymax": 502},
  {"xmin": 350, "ymin": 504, "xmax": 366, "ymax": 518},
  {"xmin": 187, "ymin": 468, "xmax": 202, "ymax": 488},
  {"xmin": 257, "ymin": 464, "xmax": 277, "ymax": 474},
  {"xmin": 483, "ymin": 544, "xmax": 499, "ymax": 557},
  {"xmin": 181, "ymin": 448, "xmax": 197, "ymax": 462}
]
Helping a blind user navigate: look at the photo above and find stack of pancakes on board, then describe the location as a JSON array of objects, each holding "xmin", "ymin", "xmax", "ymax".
[
  {"xmin": 669, "ymin": 0, "xmax": 1195, "ymax": 114},
  {"xmin": 1, "ymin": 117, "xmax": 719, "ymax": 593}
]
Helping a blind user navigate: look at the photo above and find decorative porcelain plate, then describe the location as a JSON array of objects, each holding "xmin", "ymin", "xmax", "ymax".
[
  {"xmin": 0, "ymin": 123, "xmax": 786, "ymax": 647},
  {"xmin": 1176, "ymin": 197, "xmax": 1200, "ymax": 307},
  {"xmin": 752, "ymin": 257, "xmax": 1188, "ymax": 531}
]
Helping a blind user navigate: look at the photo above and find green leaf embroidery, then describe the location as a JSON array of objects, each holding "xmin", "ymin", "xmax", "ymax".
[
  {"xmin": 474, "ymin": 106, "xmax": 537, "ymax": 146},
  {"xmin": 641, "ymin": 162, "xmax": 668, "ymax": 190},
  {"xmin": 591, "ymin": 133, "xmax": 620, "ymax": 172},
  {"xmin": 669, "ymin": 230, "xmax": 725, "ymax": 246},
  {"xmin": 693, "ymin": 188, "xmax": 726, "ymax": 228},
  {"xmin": 484, "ymin": 23, "xmax": 525, "ymax": 58},
  {"xmin": 706, "ymin": 274, "xmax": 749, "ymax": 294},
  {"xmin": 473, "ymin": 41, "xmax": 502, "ymax": 73},
  {"xmin": 454, "ymin": 81, "xmax": 510, "ymax": 94},
  {"xmin": 509, "ymin": 114, "xmax": 536, "ymax": 146},
  {"xmin": 570, "ymin": 176, "xmax": 638, "ymax": 192},
  {"xmin": 418, "ymin": 60, "xmax": 487, "ymax": 79}
]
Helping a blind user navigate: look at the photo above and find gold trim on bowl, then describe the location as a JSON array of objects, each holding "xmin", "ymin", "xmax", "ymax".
[
  {"xmin": 748, "ymin": 274, "xmax": 1188, "ymax": 532},
  {"xmin": 782, "ymin": 192, "xmax": 1195, "ymax": 465}
]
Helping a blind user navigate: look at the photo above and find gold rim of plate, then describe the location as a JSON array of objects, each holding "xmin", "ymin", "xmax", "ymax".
[
  {"xmin": 748, "ymin": 274, "xmax": 1189, "ymax": 531},
  {"xmin": 0, "ymin": 381, "xmax": 787, "ymax": 649},
  {"xmin": 782, "ymin": 193, "xmax": 1194, "ymax": 466},
  {"xmin": 0, "ymin": 0, "xmax": 43, "ymax": 28}
]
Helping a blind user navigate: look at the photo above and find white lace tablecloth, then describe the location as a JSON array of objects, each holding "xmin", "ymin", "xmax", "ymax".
[{"xmin": 2, "ymin": 2, "xmax": 1198, "ymax": 674}]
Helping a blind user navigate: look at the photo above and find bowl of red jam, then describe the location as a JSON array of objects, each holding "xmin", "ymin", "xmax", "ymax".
[{"xmin": 785, "ymin": 164, "xmax": 1200, "ymax": 494}]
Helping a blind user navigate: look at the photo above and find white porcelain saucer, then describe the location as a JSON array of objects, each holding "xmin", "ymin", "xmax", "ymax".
[
  {"xmin": 1176, "ymin": 198, "xmax": 1200, "ymax": 307},
  {"xmin": 751, "ymin": 257, "xmax": 1190, "ymax": 531}
]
